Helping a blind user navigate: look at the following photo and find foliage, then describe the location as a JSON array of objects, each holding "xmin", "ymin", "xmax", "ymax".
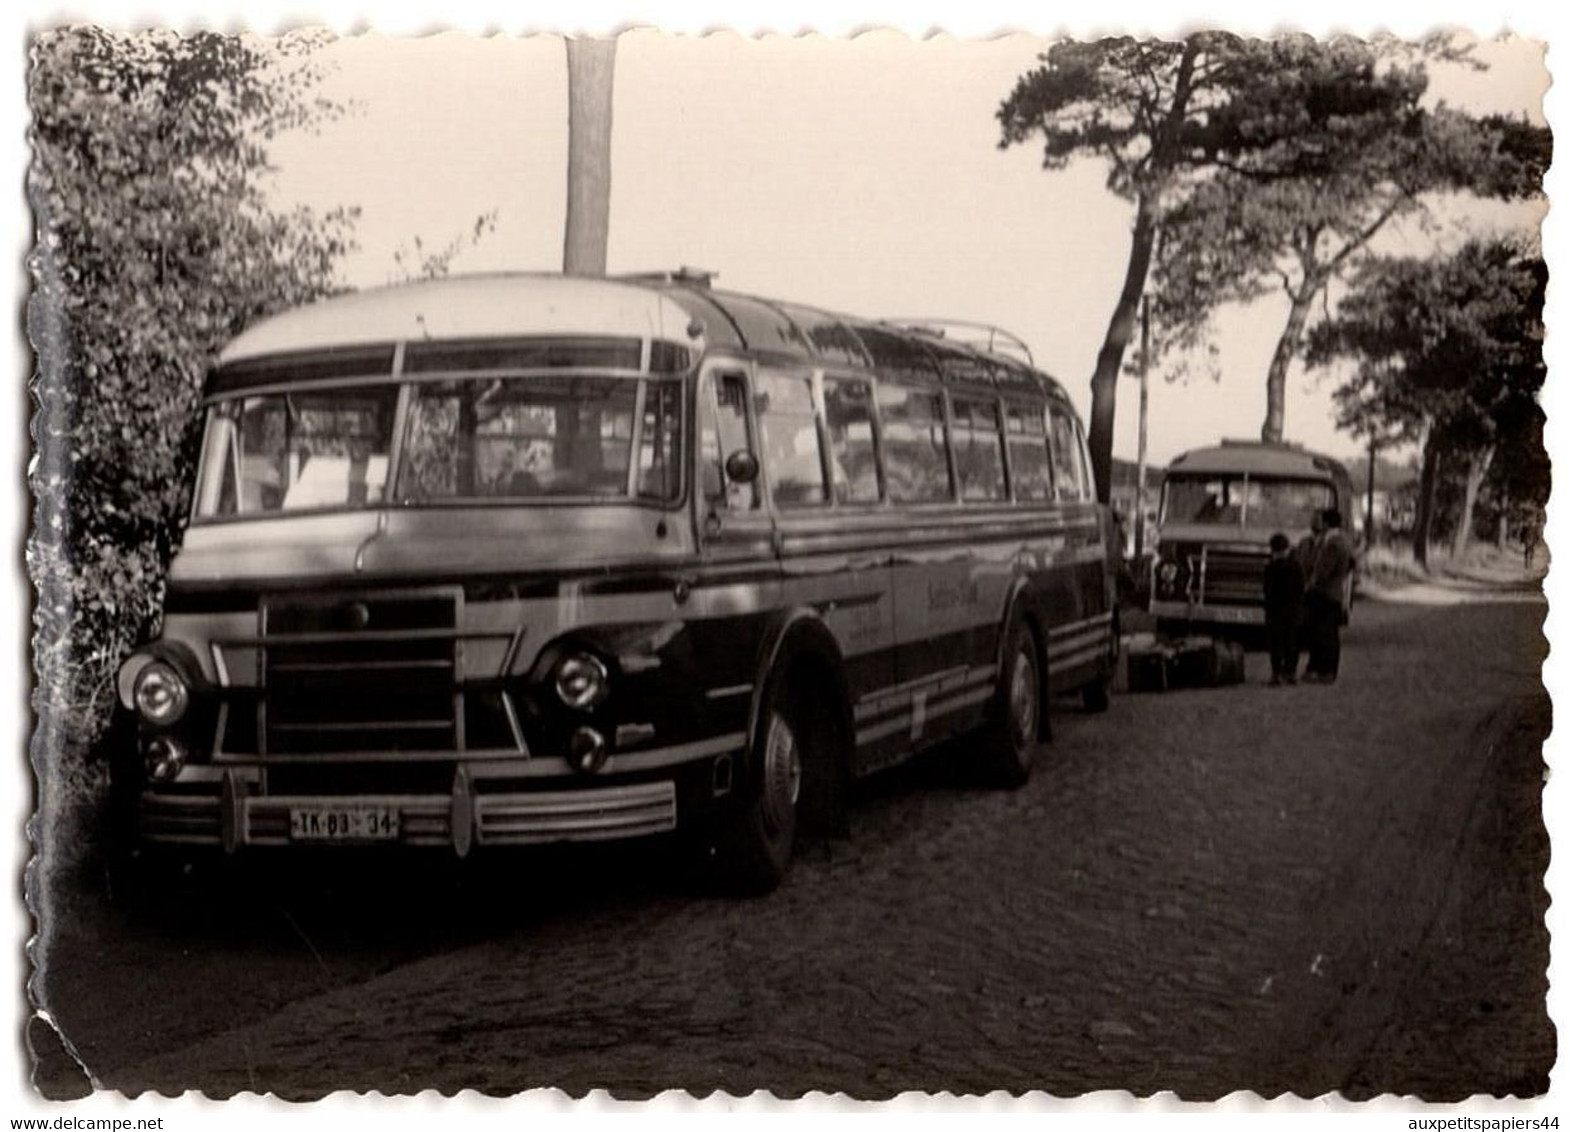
[
  {"xmin": 389, "ymin": 210, "xmax": 500, "ymax": 283},
  {"xmin": 28, "ymin": 28, "xmax": 358, "ymax": 750},
  {"xmin": 1312, "ymin": 240, "xmax": 1544, "ymax": 443},
  {"xmin": 995, "ymin": 34, "xmax": 1511, "ymax": 496},
  {"xmin": 1151, "ymin": 36, "xmax": 1549, "ymax": 442},
  {"xmin": 1307, "ymin": 238, "xmax": 1546, "ymax": 560}
]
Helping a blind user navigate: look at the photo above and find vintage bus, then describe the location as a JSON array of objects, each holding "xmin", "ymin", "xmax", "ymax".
[
  {"xmin": 1148, "ymin": 440, "xmax": 1356, "ymax": 634},
  {"xmin": 113, "ymin": 271, "xmax": 1118, "ymax": 892}
]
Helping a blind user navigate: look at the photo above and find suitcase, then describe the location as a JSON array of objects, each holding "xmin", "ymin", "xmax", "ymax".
[{"xmin": 1126, "ymin": 636, "xmax": 1246, "ymax": 692}]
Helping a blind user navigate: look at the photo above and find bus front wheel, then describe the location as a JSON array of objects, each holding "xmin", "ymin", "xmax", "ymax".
[{"xmin": 707, "ymin": 682, "xmax": 805, "ymax": 895}]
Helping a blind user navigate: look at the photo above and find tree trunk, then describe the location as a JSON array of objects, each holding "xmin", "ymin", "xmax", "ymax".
[
  {"xmin": 1413, "ymin": 425, "xmax": 1441, "ymax": 572},
  {"xmin": 1085, "ymin": 190, "xmax": 1159, "ymax": 505},
  {"xmin": 1496, "ymin": 487, "xmax": 1510, "ymax": 550},
  {"xmin": 563, "ymin": 38, "xmax": 616, "ymax": 277},
  {"xmin": 1260, "ymin": 284, "xmax": 1318, "ymax": 444},
  {"xmin": 1451, "ymin": 445, "xmax": 1494, "ymax": 556}
]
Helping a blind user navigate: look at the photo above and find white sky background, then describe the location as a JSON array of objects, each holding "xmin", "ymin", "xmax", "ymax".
[{"xmin": 266, "ymin": 31, "xmax": 1548, "ymax": 468}]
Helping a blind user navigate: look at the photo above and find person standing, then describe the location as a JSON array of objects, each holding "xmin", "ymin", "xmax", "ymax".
[
  {"xmin": 1263, "ymin": 532, "xmax": 1305, "ymax": 686},
  {"xmin": 1523, "ymin": 512, "xmax": 1542, "ymax": 570},
  {"xmin": 1302, "ymin": 508, "xmax": 1354, "ymax": 683}
]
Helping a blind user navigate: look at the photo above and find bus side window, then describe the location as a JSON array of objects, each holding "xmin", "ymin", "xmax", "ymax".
[
  {"xmin": 1005, "ymin": 402, "xmax": 1053, "ymax": 502},
  {"xmin": 1047, "ymin": 404, "xmax": 1085, "ymax": 502},
  {"xmin": 823, "ymin": 374, "xmax": 880, "ymax": 504},
  {"xmin": 876, "ymin": 382, "xmax": 953, "ymax": 503},
  {"xmin": 701, "ymin": 371, "xmax": 759, "ymax": 511},
  {"xmin": 1073, "ymin": 416, "xmax": 1096, "ymax": 502},
  {"xmin": 952, "ymin": 396, "xmax": 1007, "ymax": 502},
  {"xmin": 755, "ymin": 368, "xmax": 828, "ymax": 508}
]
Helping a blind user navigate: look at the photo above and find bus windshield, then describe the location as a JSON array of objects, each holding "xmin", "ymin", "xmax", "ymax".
[
  {"xmin": 193, "ymin": 375, "xmax": 683, "ymax": 518},
  {"xmin": 1162, "ymin": 474, "xmax": 1334, "ymax": 529}
]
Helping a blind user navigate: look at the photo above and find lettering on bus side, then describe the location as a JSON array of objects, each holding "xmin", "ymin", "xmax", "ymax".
[{"xmin": 927, "ymin": 576, "xmax": 980, "ymax": 614}]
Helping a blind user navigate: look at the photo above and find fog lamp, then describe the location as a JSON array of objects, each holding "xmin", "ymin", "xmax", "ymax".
[
  {"xmin": 555, "ymin": 652, "xmax": 610, "ymax": 710},
  {"xmin": 567, "ymin": 727, "xmax": 609, "ymax": 774},
  {"xmin": 133, "ymin": 660, "xmax": 189, "ymax": 727},
  {"xmin": 145, "ymin": 736, "xmax": 187, "ymax": 783}
]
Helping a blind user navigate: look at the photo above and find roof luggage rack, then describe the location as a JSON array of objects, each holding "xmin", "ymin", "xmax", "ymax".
[
  {"xmin": 883, "ymin": 318, "xmax": 1034, "ymax": 367},
  {"xmin": 615, "ymin": 266, "xmax": 717, "ymax": 289}
]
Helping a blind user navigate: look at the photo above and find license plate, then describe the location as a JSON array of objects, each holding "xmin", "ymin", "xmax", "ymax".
[{"xmin": 289, "ymin": 806, "xmax": 400, "ymax": 842}]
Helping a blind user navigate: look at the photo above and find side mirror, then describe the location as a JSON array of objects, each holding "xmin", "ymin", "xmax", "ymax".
[{"xmin": 724, "ymin": 449, "xmax": 760, "ymax": 486}]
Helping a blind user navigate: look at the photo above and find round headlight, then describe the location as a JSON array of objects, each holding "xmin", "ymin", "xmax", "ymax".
[
  {"xmin": 145, "ymin": 736, "xmax": 187, "ymax": 782},
  {"xmin": 555, "ymin": 652, "xmax": 610, "ymax": 710},
  {"xmin": 1157, "ymin": 562, "xmax": 1179, "ymax": 583},
  {"xmin": 567, "ymin": 727, "xmax": 609, "ymax": 774},
  {"xmin": 133, "ymin": 660, "xmax": 189, "ymax": 726}
]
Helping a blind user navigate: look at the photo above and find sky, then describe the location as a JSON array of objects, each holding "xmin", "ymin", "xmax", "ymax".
[{"xmin": 265, "ymin": 31, "xmax": 1549, "ymax": 469}]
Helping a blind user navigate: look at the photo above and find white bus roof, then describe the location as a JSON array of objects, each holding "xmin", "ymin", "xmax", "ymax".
[
  {"xmin": 219, "ymin": 274, "xmax": 699, "ymax": 365},
  {"xmin": 214, "ymin": 271, "xmax": 1071, "ymax": 404},
  {"xmin": 1166, "ymin": 441, "xmax": 1349, "ymax": 481}
]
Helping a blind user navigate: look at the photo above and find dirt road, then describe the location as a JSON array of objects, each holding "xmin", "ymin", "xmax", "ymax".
[{"xmin": 31, "ymin": 587, "xmax": 1552, "ymax": 1100}]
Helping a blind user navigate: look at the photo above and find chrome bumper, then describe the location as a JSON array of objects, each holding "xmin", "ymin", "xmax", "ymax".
[
  {"xmin": 1149, "ymin": 599, "xmax": 1265, "ymax": 626},
  {"xmin": 140, "ymin": 777, "xmax": 679, "ymax": 854}
]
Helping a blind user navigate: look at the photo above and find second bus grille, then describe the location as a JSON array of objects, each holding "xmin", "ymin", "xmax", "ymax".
[{"xmin": 1201, "ymin": 550, "xmax": 1268, "ymax": 605}]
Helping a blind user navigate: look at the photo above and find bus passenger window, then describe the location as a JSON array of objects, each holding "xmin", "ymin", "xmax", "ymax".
[
  {"xmin": 951, "ymin": 397, "xmax": 1007, "ymax": 502},
  {"xmin": 1047, "ymin": 405, "xmax": 1086, "ymax": 502},
  {"xmin": 755, "ymin": 369, "xmax": 828, "ymax": 508},
  {"xmin": 875, "ymin": 383, "xmax": 952, "ymax": 503},
  {"xmin": 823, "ymin": 375, "xmax": 880, "ymax": 504},
  {"xmin": 702, "ymin": 372, "xmax": 758, "ymax": 511},
  {"xmin": 1006, "ymin": 404, "xmax": 1052, "ymax": 501}
]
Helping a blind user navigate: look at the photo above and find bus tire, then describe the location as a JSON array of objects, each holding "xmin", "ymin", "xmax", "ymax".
[
  {"xmin": 708, "ymin": 679, "xmax": 808, "ymax": 896},
  {"xmin": 981, "ymin": 620, "xmax": 1045, "ymax": 789}
]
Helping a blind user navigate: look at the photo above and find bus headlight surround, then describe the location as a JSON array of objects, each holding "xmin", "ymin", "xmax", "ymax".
[
  {"xmin": 555, "ymin": 652, "xmax": 610, "ymax": 711},
  {"xmin": 133, "ymin": 660, "xmax": 190, "ymax": 727}
]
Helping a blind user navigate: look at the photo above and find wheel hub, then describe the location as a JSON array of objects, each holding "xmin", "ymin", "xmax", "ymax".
[
  {"xmin": 1010, "ymin": 647, "xmax": 1038, "ymax": 745},
  {"xmin": 760, "ymin": 709, "xmax": 801, "ymax": 834}
]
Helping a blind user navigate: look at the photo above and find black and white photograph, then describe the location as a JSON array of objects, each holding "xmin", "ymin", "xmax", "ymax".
[{"xmin": 9, "ymin": 0, "xmax": 1561, "ymax": 1115}]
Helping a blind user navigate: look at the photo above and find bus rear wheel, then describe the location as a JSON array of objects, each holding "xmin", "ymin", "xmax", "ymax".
[{"xmin": 980, "ymin": 621, "xmax": 1044, "ymax": 789}]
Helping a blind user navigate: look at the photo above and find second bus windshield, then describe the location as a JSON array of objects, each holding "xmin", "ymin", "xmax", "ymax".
[{"xmin": 1163, "ymin": 475, "xmax": 1334, "ymax": 529}]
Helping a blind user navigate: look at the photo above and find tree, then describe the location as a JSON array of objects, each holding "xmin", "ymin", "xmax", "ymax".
[
  {"xmin": 28, "ymin": 29, "xmax": 358, "ymax": 748},
  {"xmin": 1154, "ymin": 39, "xmax": 1548, "ymax": 443},
  {"xmin": 564, "ymin": 37, "xmax": 616, "ymax": 277},
  {"xmin": 389, "ymin": 210, "xmax": 500, "ymax": 283},
  {"xmin": 1308, "ymin": 239, "xmax": 1545, "ymax": 568},
  {"xmin": 997, "ymin": 34, "xmax": 1480, "ymax": 501}
]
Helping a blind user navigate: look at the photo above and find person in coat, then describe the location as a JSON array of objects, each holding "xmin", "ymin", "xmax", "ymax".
[{"xmin": 1301, "ymin": 507, "xmax": 1354, "ymax": 683}]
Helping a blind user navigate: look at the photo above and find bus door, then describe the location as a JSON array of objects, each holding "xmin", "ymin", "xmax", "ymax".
[
  {"xmin": 687, "ymin": 361, "xmax": 783, "ymax": 736},
  {"xmin": 695, "ymin": 361, "xmax": 775, "ymax": 567},
  {"xmin": 752, "ymin": 365, "xmax": 896, "ymax": 721}
]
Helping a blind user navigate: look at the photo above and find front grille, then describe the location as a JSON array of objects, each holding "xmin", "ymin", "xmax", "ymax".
[
  {"xmin": 1201, "ymin": 549, "xmax": 1267, "ymax": 605},
  {"xmin": 261, "ymin": 589, "xmax": 461, "ymax": 754}
]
